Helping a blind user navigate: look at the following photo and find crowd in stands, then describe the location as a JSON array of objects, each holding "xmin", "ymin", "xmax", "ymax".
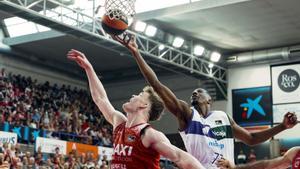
[
  {"xmin": 0, "ymin": 69, "xmax": 182, "ymax": 169},
  {"xmin": 0, "ymin": 68, "xmax": 112, "ymax": 147},
  {"xmin": 0, "ymin": 143, "xmax": 110, "ymax": 169}
]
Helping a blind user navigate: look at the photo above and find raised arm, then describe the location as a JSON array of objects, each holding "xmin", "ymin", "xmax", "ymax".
[
  {"xmin": 217, "ymin": 147, "xmax": 300, "ymax": 169},
  {"xmin": 143, "ymin": 128, "xmax": 205, "ymax": 169},
  {"xmin": 217, "ymin": 156, "xmax": 289, "ymax": 169},
  {"xmin": 67, "ymin": 49, "xmax": 126, "ymax": 128},
  {"xmin": 230, "ymin": 112, "xmax": 297, "ymax": 145},
  {"xmin": 113, "ymin": 34, "xmax": 192, "ymax": 129}
]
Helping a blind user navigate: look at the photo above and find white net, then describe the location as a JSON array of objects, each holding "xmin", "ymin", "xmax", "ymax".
[{"xmin": 105, "ymin": 0, "xmax": 136, "ymax": 19}]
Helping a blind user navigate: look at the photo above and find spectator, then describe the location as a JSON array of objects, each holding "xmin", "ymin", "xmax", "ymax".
[
  {"xmin": 0, "ymin": 143, "xmax": 111, "ymax": 169},
  {"xmin": 27, "ymin": 157, "xmax": 35, "ymax": 168},
  {"xmin": 0, "ymin": 153, "xmax": 10, "ymax": 169},
  {"xmin": 237, "ymin": 149, "xmax": 247, "ymax": 164},
  {"xmin": 0, "ymin": 72, "xmax": 113, "ymax": 147},
  {"xmin": 248, "ymin": 149, "xmax": 257, "ymax": 163},
  {"xmin": 22, "ymin": 156, "xmax": 29, "ymax": 167},
  {"xmin": 0, "ymin": 71, "xmax": 117, "ymax": 167}
]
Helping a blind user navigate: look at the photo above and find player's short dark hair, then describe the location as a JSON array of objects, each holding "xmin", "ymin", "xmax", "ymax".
[{"xmin": 143, "ymin": 86, "xmax": 164, "ymax": 121}]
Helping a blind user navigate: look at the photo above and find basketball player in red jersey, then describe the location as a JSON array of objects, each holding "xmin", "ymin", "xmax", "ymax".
[
  {"xmin": 67, "ymin": 49, "xmax": 205, "ymax": 169},
  {"xmin": 217, "ymin": 146, "xmax": 300, "ymax": 169}
]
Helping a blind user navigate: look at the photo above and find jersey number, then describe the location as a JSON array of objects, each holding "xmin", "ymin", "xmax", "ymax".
[{"xmin": 212, "ymin": 152, "xmax": 223, "ymax": 164}]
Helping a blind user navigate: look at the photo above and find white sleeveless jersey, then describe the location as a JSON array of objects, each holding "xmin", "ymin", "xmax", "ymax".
[{"xmin": 179, "ymin": 108, "xmax": 234, "ymax": 169}]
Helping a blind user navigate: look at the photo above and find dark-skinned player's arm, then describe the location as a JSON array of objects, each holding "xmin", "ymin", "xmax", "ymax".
[
  {"xmin": 229, "ymin": 112, "xmax": 297, "ymax": 145},
  {"xmin": 112, "ymin": 33, "xmax": 192, "ymax": 129}
]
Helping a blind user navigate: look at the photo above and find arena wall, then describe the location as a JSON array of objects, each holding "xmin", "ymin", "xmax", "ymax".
[{"xmin": 227, "ymin": 63, "xmax": 300, "ymax": 139}]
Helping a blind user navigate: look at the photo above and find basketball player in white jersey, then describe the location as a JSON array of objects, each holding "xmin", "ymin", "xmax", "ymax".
[
  {"xmin": 217, "ymin": 146, "xmax": 300, "ymax": 169},
  {"xmin": 112, "ymin": 33, "xmax": 298, "ymax": 169}
]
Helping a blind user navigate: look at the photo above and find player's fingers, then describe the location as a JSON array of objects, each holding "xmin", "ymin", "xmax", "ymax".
[
  {"xmin": 67, "ymin": 56, "xmax": 77, "ymax": 61},
  {"xmin": 70, "ymin": 49, "xmax": 85, "ymax": 57},
  {"xmin": 289, "ymin": 113, "xmax": 297, "ymax": 123},
  {"xmin": 71, "ymin": 49, "xmax": 81, "ymax": 54},
  {"xmin": 111, "ymin": 35, "xmax": 117, "ymax": 41},
  {"xmin": 67, "ymin": 53, "xmax": 79, "ymax": 58},
  {"xmin": 216, "ymin": 159, "xmax": 225, "ymax": 165},
  {"xmin": 130, "ymin": 34, "xmax": 136, "ymax": 42},
  {"xmin": 113, "ymin": 35, "xmax": 123, "ymax": 43},
  {"xmin": 131, "ymin": 34, "xmax": 135, "ymax": 38},
  {"xmin": 67, "ymin": 55, "xmax": 84, "ymax": 63},
  {"xmin": 67, "ymin": 54, "xmax": 77, "ymax": 59},
  {"xmin": 67, "ymin": 51, "xmax": 76, "ymax": 55},
  {"xmin": 124, "ymin": 33, "xmax": 131, "ymax": 45},
  {"xmin": 292, "ymin": 112, "xmax": 297, "ymax": 119}
]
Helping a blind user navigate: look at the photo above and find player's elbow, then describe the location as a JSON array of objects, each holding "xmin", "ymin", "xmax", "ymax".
[
  {"xmin": 177, "ymin": 160, "xmax": 203, "ymax": 169},
  {"xmin": 174, "ymin": 151, "xmax": 202, "ymax": 169},
  {"xmin": 244, "ymin": 135, "xmax": 261, "ymax": 146},
  {"xmin": 169, "ymin": 149, "xmax": 183, "ymax": 167},
  {"xmin": 243, "ymin": 139, "xmax": 256, "ymax": 146},
  {"xmin": 184, "ymin": 162, "xmax": 202, "ymax": 169},
  {"xmin": 244, "ymin": 140, "xmax": 256, "ymax": 146}
]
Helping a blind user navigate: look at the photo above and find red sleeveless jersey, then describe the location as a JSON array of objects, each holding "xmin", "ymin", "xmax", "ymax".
[
  {"xmin": 292, "ymin": 150, "xmax": 300, "ymax": 169},
  {"xmin": 111, "ymin": 122, "xmax": 160, "ymax": 169}
]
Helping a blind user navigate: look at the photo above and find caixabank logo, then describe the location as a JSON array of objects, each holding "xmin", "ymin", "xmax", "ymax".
[
  {"xmin": 240, "ymin": 95, "xmax": 266, "ymax": 119},
  {"xmin": 278, "ymin": 69, "xmax": 300, "ymax": 93},
  {"xmin": 232, "ymin": 86, "xmax": 272, "ymax": 127}
]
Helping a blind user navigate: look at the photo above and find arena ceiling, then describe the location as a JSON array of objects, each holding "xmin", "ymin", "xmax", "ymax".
[
  {"xmin": 137, "ymin": 0, "xmax": 300, "ymax": 54},
  {"xmin": 1, "ymin": 0, "xmax": 299, "ymax": 64}
]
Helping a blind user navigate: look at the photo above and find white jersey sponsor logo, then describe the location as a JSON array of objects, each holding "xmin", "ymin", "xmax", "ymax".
[
  {"xmin": 208, "ymin": 140, "xmax": 225, "ymax": 150},
  {"xmin": 113, "ymin": 144, "xmax": 133, "ymax": 156},
  {"xmin": 212, "ymin": 130, "xmax": 226, "ymax": 138}
]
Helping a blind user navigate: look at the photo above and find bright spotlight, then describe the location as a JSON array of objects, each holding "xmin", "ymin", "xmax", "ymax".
[
  {"xmin": 134, "ymin": 21, "xmax": 147, "ymax": 32},
  {"xmin": 159, "ymin": 44, "xmax": 165, "ymax": 50},
  {"xmin": 194, "ymin": 45, "xmax": 205, "ymax": 56},
  {"xmin": 145, "ymin": 25, "xmax": 157, "ymax": 37},
  {"xmin": 208, "ymin": 63, "xmax": 214, "ymax": 68},
  {"xmin": 210, "ymin": 52, "xmax": 221, "ymax": 62},
  {"xmin": 172, "ymin": 37, "xmax": 184, "ymax": 48}
]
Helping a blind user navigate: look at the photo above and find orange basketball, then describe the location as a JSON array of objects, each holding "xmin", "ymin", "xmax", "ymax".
[{"xmin": 101, "ymin": 9, "xmax": 128, "ymax": 35}]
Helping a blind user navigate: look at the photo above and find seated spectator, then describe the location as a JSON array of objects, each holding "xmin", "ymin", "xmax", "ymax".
[
  {"xmin": 237, "ymin": 150, "xmax": 247, "ymax": 164},
  {"xmin": 0, "ymin": 71, "xmax": 113, "ymax": 147},
  {"xmin": 247, "ymin": 149, "xmax": 257, "ymax": 163},
  {"xmin": 27, "ymin": 157, "xmax": 35, "ymax": 168}
]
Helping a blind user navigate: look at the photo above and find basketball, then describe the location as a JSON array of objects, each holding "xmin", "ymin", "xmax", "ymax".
[{"xmin": 101, "ymin": 9, "xmax": 128, "ymax": 35}]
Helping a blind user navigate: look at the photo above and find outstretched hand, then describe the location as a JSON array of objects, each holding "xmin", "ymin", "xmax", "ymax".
[
  {"xmin": 216, "ymin": 158, "xmax": 235, "ymax": 169},
  {"xmin": 111, "ymin": 32, "xmax": 139, "ymax": 53},
  {"xmin": 67, "ymin": 49, "xmax": 92, "ymax": 70},
  {"xmin": 282, "ymin": 112, "xmax": 298, "ymax": 129}
]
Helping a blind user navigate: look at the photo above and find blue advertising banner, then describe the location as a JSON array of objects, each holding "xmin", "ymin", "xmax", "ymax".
[
  {"xmin": 0, "ymin": 123, "xmax": 102, "ymax": 146},
  {"xmin": 1, "ymin": 122, "xmax": 46, "ymax": 143},
  {"xmin": 232, "ymin": 86, "xmax": 273, "ymax": 127}
]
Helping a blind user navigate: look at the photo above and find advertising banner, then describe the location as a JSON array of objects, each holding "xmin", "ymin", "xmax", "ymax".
[
  {"xmin": 35, "ymin": 137, "xmax": 67, "ymax": 155},
  {"xmin": 98, "ymin": 146, "xmax": 114, "ymax": 160},
  {"xmin": 273, "ymin": 103, "xmax": 300, "ymax": 123},
  {"xmin": 67, "ymin": 142, "xmax": 98, "ymax": 159},
  {"xmin": 0, "ymin": 131, "xmax": 17, "ymax": 146},
  {"xmin": 232, "ymin": 86, "xmax": 272, "ymax": 126},
  {"xmin": 271, "ymin": 63, "xmax": 300, "ymax": 104}
]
